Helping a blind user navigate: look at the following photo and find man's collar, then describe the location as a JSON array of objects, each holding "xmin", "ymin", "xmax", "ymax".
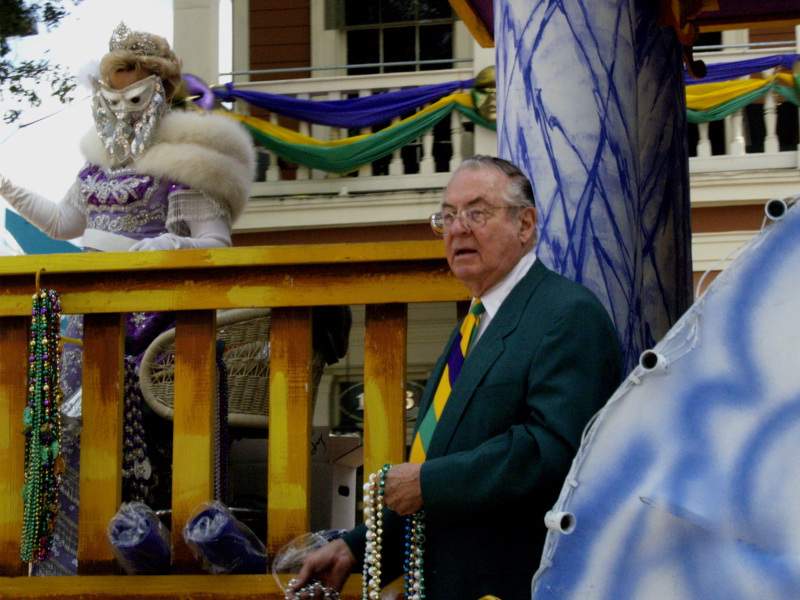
[{"xmin": 477, "ymin": 246, "xmax": 537, "ymax": 319}]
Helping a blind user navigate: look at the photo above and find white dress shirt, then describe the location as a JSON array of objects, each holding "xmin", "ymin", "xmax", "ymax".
[{"xmin": 472, "ymin": 246, "xmax": 538, "ymax": 345}]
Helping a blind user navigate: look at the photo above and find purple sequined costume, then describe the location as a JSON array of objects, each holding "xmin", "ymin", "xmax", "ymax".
[{"xmin": 78, "ymin": 164, "xmax": 196, "ymax": 242}]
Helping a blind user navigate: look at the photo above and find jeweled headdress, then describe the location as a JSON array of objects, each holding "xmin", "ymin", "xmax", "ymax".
[{"xmin": 109, "ymin": 22, "xmax": 161, "ymax": 57}]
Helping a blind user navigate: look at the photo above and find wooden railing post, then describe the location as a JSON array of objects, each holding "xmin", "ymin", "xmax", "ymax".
[
  {"xmin": 78, "ymin": 312, "xmax": 125, "ymax": 575},
  {"xmin": 0, "ymin": 316, "xmax": 30, "ymax": 576},
  {"xmin": 171, "ymin": 309, "xmax": 218, "ymax": 573},
  {"xmin": 363, "ymin": 304, "xmax": 408, "ymax": 477},
  {"xmin": 267, "ymin": 306, "xmax": 313, "ymax": 557}
]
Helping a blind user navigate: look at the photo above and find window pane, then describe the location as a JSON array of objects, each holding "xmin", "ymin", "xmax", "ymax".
[
  {"xmin": 419, "ymin": 23, "xmax": 452, "ymax": 69},
  {"xmin": 381, "ymin": 0, "xmax": 417, "ymax": 24},
  {"xmin": 695, "ymin": 31, "xmax": 722, "ymax": 50},
  {"xmin": 383, "ymin": 26, "xmax": 416, "ymax": 72},
  {"xmin": 347, "ymin": 29, "xmax": 380, "ymax": 75},
  {"xmin": 418, "ymin": 0, "xmax": 453, "ymax": 20},
  {"xmin": 345, "ymin": 0, "xmax": 378, "ymax": 26}
]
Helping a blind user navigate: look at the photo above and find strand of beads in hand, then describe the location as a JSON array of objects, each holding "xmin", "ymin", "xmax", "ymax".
[
  {"xmin": 285, "ymin": 578, "xmax": 340, "ymax": 600},
  {"xmin": 363, "ymin": 464, "xmax": 426, "ymax": 600}
]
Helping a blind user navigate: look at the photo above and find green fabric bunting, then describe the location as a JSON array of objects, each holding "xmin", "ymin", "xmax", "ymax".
[
  {"xmin": 243, "ymin": 102, "xmax": 495, "ymax": 174},
  {"xmin": 688, "ymin": 81, "xmax": 800, "ymax": 124}
]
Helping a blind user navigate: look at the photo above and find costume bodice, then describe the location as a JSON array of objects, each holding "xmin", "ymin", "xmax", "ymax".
[{"xmin": 78, "ymin": 164, "xmax": 189, "ymax": 240}]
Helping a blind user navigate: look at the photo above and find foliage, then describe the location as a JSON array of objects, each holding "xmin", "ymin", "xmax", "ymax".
[{"xmin": 0, "ymin": 0, "xmax": 82, "ymax": 124}]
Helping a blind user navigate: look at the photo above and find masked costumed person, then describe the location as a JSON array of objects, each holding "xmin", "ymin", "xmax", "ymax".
[{"xmin": 0, "ymin": 23, "xmax": 255, "ymax": 574}]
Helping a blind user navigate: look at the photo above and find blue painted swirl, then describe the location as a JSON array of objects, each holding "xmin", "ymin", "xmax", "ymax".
[{"xmin": 496, "ymin": 0, "xmax": 692, "ymax": 373}]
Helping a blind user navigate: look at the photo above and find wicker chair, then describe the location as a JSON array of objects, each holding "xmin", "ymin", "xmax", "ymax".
[{"xmin": 139, "ymin": 308, "xmax": 325, "ymax": 429}]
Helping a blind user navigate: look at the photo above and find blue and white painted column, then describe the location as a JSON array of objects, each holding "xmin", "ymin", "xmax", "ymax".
[{"xmin": 496, "ymin": 0, "xmax": 693, "ymax": 373}]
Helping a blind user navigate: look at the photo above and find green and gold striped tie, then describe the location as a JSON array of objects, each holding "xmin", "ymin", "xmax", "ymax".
[{"xmin": 409, "ymin": 299, "xmax": 485, "ymax": 463}]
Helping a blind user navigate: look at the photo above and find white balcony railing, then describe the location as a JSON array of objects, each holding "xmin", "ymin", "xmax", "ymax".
[
  {"xmin": 689, "ymin": 42, "xmax": 800, "ymax": 175},
  {"xmin": 228, "ymin": 43, "xmax": 798, "ymax": 223}
]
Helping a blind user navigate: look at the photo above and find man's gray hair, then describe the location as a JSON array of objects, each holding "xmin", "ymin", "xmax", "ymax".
[{"xmin": 451, "ymin": 155, "xmax": 536, "ymax": 208}]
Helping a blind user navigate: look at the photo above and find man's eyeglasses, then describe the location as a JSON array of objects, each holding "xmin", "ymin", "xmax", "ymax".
[{"xmin": 430, "ymin": 205, "xmax": 515, "ymax": 235}]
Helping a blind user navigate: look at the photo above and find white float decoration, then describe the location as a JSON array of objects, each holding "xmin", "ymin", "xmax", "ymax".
[{"xmin": 532, "ymin": 195, "xmax": 800, "ymax": 600}]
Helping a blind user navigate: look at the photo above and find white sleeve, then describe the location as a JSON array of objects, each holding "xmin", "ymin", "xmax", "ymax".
[
  {"xmin": 129, "ymin": 186, "xmax": 233, "ymax": 251},
  {"xmin": 128, "ymin": 217, "xmax": 232, "ymax": 251},
  {"xmin": 0, "ymin": 173, "xmax": 86, "ymax": 240}
]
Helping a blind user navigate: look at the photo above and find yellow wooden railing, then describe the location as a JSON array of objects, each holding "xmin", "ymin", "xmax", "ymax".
[{"xmin": 0, "ymin": 241, "xmax": 469, "ymax": 599}]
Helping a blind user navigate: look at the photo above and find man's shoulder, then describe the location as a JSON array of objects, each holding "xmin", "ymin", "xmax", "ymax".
[
  {"xmin": 523, "ymin": 260, "xmax": 601, "ymax": 302},
  {"xmin": 507, "ymin": 261, "xmax": 612, "ymax": 326}
]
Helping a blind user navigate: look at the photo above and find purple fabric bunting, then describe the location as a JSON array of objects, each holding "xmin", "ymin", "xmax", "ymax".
[
  {"xmin": 686, "ymin": 53, "xmax": 798, "ymax": 85},
  {"xmin": 213, "ymin": 79, "xmax": 475, "ymax": 129}
]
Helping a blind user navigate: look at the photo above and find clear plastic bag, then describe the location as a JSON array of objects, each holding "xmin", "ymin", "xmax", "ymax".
[
  {"xmin": 107, "ymin": 501, "xmax": 171, "ymax": 575},
  {"xmin": 182, "ymin": 500, "xmax": 268, "ymax": 574},
  {"xmin": 271, "ymin": 530, "xmax": 347, "ymax": 592}
]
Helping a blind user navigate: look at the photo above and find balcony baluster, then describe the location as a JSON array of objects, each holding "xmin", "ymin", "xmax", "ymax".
[
  {"xmin": 763, "ymin": 69, "xmax": 780, "ymax": 154},
  {"xmin": 388, "ymin": 87, "xmax": 405, "ymax": 176},
  {"xmin": 450, "ymin": 105, "xmax": 465, "ymax": 170},
  {"xmin": 297, "ymin": 93, "xmax": 312, "ymax": 180},
  {"xmin": 267, "ymin": 113, "xmax": 281, "ymax": 182},
  {"xmin": 358, "ymin": 88, "xmax": 373, "ymax": 178},
  {"xmin": 728, "ymin": 109, "xmax": 746, "ymax": 156}
]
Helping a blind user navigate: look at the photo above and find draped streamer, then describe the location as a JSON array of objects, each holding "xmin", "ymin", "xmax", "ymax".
[
  {"xmin": 214, "ymin": 79, "xmax": 475, "ymax": 128},
  {"xmin": 223, "ymin": 94, "xmax": 494, "ymax": 174},
  {"xmin": 687, "ymin": 74, "xmax": 800, "ymax": 124},
  {"xmin": 211, "ymin": 58, "xmax": 799, "ymax": 173},
  {"xmin": 686, "ymin": 74, "xmax": 792, "ymax": 110},
  {"xmin": 685, "ymin": 53, "xmax": 798, "ymax": 85}
]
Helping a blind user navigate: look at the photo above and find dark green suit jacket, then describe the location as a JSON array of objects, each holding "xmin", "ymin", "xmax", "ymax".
[{"xmin": 344, "ymin": 259, "xmax": 623, "ymax": 599}]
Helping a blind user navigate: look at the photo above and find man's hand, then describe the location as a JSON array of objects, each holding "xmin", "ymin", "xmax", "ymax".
[
  {"xmin": 383, "ymin": 462, "xmax": 423, "ymax": 516},
  {"xmin": 287, "ymin": 538, "xmax": 356, "ymax": 599}
]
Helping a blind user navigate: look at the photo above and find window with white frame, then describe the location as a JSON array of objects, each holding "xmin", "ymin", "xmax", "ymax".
[
  {"xmin": 340, "ymin": 0, "xmax": 456, "ymax": 74},
  {"xmin": 321, "ymin": 0, "xmax": 467, "ymax": 175}
]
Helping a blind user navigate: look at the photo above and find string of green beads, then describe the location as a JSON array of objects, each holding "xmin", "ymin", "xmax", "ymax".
[{"xmin": 21, "ymin": 289, "xmax": 64, "ymax": 563}]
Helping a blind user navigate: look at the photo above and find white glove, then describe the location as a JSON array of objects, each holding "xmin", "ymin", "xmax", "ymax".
[
  {"xmin": 128, "ymin": 218, "xmax": 232, "ymax": 251},
  {"xmin": 0, "ymin": 173, "xmax": 86, "ymax": 240}
]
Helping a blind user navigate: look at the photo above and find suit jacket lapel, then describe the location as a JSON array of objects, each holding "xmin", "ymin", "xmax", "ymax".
[
  {"xmin": 425, "ymin": 260, "xmax": 550, "ymax": 458},
  {"xmin": 415, "ymin": 325, "xmax": 459, "ymax": 425}
]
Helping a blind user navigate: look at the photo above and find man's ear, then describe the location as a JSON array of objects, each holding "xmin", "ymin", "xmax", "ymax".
[{"xmin": 517, "ymin": 206, "xmax": 537, "ymax": 244}]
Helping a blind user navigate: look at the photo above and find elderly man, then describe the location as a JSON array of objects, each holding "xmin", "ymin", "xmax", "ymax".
[{"xmin": 291, "ymin": 156, "xmax": 623, "ymax": 599}]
